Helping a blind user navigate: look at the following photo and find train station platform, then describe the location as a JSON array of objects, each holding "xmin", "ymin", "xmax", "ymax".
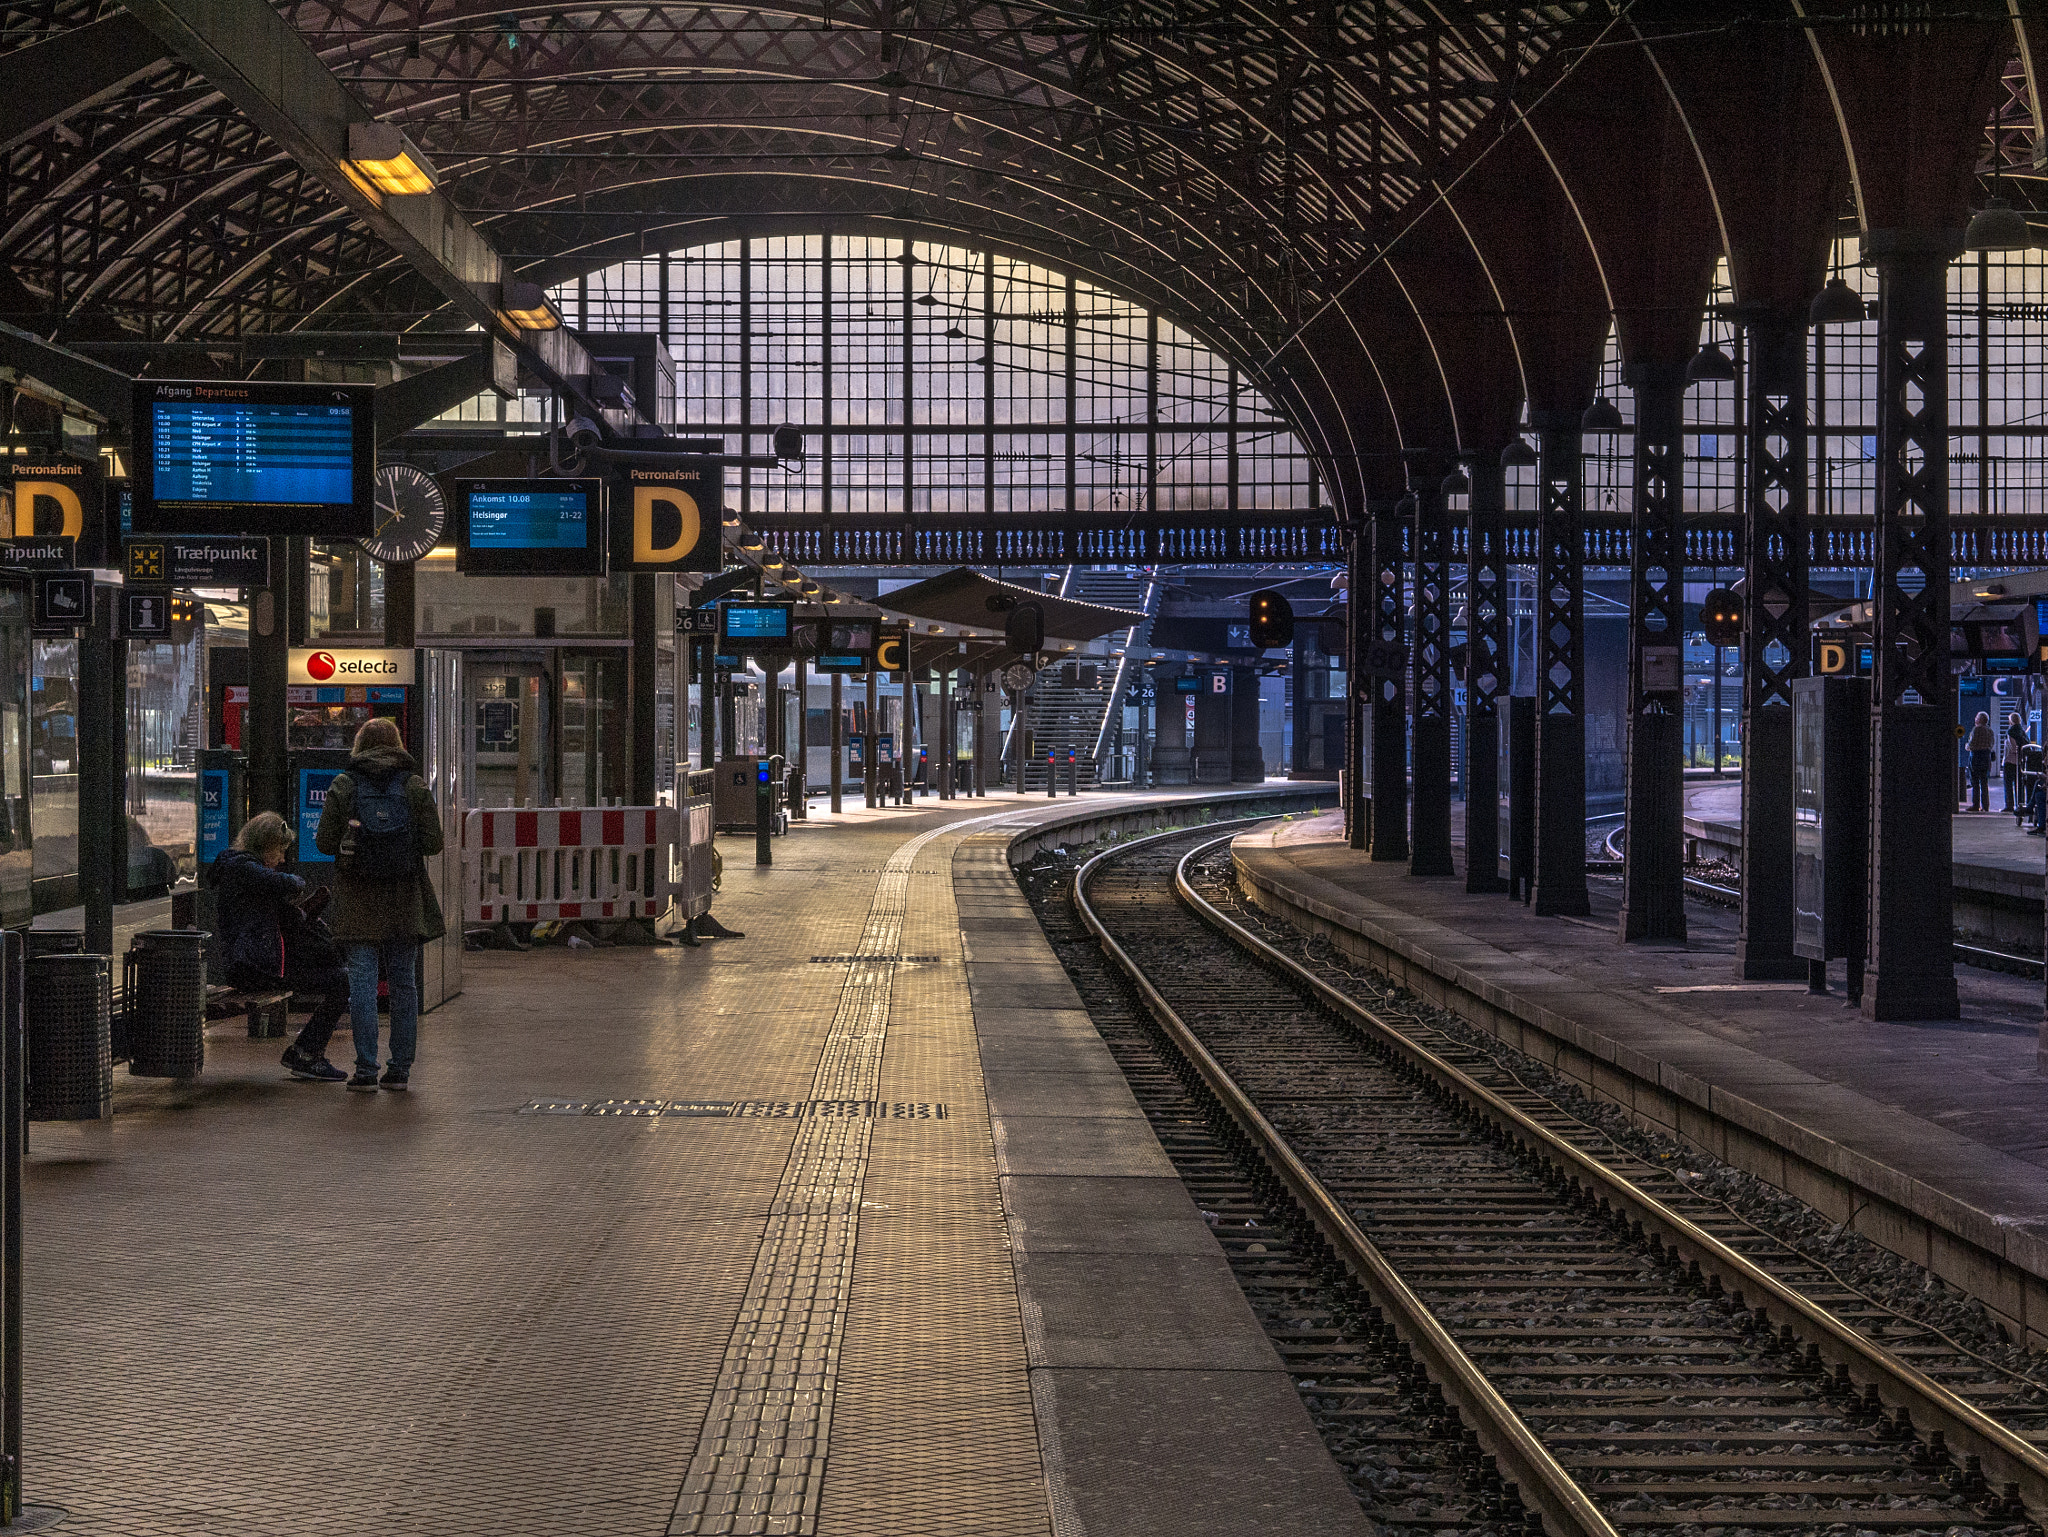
[
  {"xmin": 1679, "ymin": 778, "xmax": 2047, "ymax": 953},
  {"xmin": 21, "ymin": 785, "xmax": 1361, "ymax": 1537},
  {"xmin": 1232, "ymin": 812, "xmax": 2048, "ymax": 1353}
]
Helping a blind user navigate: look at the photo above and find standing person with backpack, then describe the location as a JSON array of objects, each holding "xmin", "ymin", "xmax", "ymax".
[{"xmin": 315, "ymin": 717, "xmax": 446, "ymax": 1092}]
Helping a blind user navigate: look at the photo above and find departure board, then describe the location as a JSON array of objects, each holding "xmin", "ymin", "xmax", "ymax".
[
  {"xmin": 131, "ymin": 380, "xmax": 374, "ymax": 535},
  {"xmin": 454, "ymin": 478, "xmax": 606, "ymax": 574}
]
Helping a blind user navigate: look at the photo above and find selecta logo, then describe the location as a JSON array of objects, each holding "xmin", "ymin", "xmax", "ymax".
[{"xmin": 305, "ymin": 651, "xmax": 338, "ymax": 681}]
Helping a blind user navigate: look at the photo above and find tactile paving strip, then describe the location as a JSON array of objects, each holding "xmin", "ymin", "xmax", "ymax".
[{"xmin": 668, "ymin": 818, "xmax": 963, "ymax": 1537}]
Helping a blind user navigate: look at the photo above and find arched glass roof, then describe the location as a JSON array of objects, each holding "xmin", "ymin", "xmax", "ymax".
[{"xmin": 450, "ymin": 234, "xmax": 1321, "ymax": 528}]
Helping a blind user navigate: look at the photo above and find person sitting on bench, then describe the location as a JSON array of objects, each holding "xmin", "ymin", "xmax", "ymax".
[{"xmin": 211, "ymin": 811, "xmax": 350, "ymax": 1083}]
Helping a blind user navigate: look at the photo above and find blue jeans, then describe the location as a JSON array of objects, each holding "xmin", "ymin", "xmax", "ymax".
[{"xmin": 347, "ymin": 942, "xmax": 418, "ymax": 1074}]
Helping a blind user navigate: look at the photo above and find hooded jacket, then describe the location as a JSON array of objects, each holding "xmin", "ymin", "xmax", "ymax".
[
  {"xmin": 209, "ymin": 848, "xmax": 306, "ymax": 978},
  {"xmin": 313, "ymin": 745, "xmax": 447, "ymax": 944}
]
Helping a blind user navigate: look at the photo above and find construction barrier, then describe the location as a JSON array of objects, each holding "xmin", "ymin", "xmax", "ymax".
[{"xmin": 464, "ymin": 805, "xmax": 682, "ymax": 924}]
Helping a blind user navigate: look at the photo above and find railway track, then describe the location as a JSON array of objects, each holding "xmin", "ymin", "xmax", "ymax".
[{"xmin": 1033, "ymin": 820, "xmax": 2048, "ymax": 1537}]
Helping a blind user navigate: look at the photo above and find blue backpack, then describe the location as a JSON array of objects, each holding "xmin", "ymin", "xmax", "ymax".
[{"xmin": 345, "ymin": 772, "xmax": 416, "ymax": 882}]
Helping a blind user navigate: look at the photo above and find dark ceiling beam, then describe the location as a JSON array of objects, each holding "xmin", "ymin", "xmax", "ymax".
[
  {"xmin": 115, "ymin": 0, "xmax": 643, "ymax": 435},
  {"xmin": 0, "ymin": 319, "xmax": 137, "ymax": 427},
  {"xmin": 0, "ymin": 14, "xmax": 169, "ymax": 155},
  {"xmin": 373, "ymin": 338, "xmax": 517, "ymax": 445}
]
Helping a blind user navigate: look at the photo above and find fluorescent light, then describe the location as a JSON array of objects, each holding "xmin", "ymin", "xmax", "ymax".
[
  {"xmin": 496, "ymin": 279, "xmax": 560, "ymax": 332},
  {"xmin": 345, "ymin": 122, "xmax": 438, "ymax": 196}
]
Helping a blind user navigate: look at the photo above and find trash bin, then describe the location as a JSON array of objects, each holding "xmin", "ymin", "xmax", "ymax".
[
  {"xmin": 26, "ymin": 952, "xmax": 111, "ymax": 1121},
  {"xmin": 125, "ymin": 929, "xmax": 208, "ymax": 1080}
]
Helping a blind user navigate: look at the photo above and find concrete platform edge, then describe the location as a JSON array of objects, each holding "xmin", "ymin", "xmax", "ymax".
[
  {"xmin": 1232, "ymin": 825, "xmax": 2048, "ymax": 1351},
  {"xmin": 951, "ymin": 790, "xmax": 1373, "ymax": 1537}
]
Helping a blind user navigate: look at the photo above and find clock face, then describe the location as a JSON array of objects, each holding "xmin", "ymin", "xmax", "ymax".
[{"xmin": 362, "ymin": 463, "xmax": 447, "ymax": 565}]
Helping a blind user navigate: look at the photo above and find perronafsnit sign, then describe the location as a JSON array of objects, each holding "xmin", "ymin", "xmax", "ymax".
[{"xmin": 287, "ymin": 648, "xmax": 415, "ymax": 686}]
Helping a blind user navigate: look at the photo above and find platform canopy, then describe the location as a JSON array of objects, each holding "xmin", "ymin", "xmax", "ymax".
[{"xmin": 876, "ymin": 569, "xmax": 1142, "ymax": 645}]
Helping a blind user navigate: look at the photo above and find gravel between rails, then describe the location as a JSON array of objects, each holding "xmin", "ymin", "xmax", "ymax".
[{"xmin": 1024, "ymin": 827, "xmax": 2048, "ymax": 1537}]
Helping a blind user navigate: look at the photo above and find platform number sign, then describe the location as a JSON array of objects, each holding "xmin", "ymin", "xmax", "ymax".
[{"xmin": 121, "ymin": 590, "xmax": 170, "ymax": 639}]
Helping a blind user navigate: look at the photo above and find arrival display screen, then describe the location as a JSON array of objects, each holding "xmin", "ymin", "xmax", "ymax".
[
  {"xmin": 721, "ymin": 601, "xmax": 794, "ymax": 648},
  {"xmin": 132, "ymin": 380, "xmax": 375, "ymax": 536},
  {"xmin": 454, "ymin": 478, "xmax": 605, "ymax": 574}
]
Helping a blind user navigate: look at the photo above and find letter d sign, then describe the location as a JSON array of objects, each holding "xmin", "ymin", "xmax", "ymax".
[
  {"xmin": 633, "ymin": 487, "xmax": 699, "ymax": 564},
  {"xmin": 1818, "ymin": 641, "xmax": 1845, "ymax": 676},
  {"xmin": 14, "ymin": 479, "xmax": 82, "ymax": 539}
]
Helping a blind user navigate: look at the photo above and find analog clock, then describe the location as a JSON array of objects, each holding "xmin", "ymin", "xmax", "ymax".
[{"xmin": 362, "ymin": 463, "xmax": 447, "ymax": 565}]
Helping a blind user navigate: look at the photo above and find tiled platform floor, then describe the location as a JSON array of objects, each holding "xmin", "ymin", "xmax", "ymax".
[{"xmin": 23, "ymin": 789, "xmax": 1364, "ymax": 1537}]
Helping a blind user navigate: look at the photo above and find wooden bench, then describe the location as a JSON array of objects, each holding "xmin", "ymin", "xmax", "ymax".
[{"xmin": 204, "ymin": 984, "xmax": 296, "ymax": 1039}]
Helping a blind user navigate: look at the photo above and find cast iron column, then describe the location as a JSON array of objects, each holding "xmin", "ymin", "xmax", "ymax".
[
  {"xmin": 1230, "ymin": 664, "xmax": 1263, "ymax": 783},
  {"xmin": 1346, "ymin": 522, "xmax": 1367, "ymax": 849},
  {"xmin": 78, "ymin": 588, "xmax": 118, "ymax": 954},
  {"xmin": 830, "ymin": 671, "xmax": 844, "ymax": 813},
  {"xmin": 1464, "ymin": 455, "xmax": 1509, "ymax": 892},
  {"xmin": 1621, "ymin": 362, "xmax": 1688, "ymax": 941},
  {"xmin": 1863, "ymin": 233, "xmax": 1960, "ymax": 1020},
  {"xmin": 1532, "ymin": 410, "xmax": 1591, "ymax": 916},
  {"xmin": 246, "ymin": 536, "xmax": 288, "ymax": 819},
  {"xmin": 1736, "ymin": 312, "xmax": 1812, "ymax": 977},
  {"xmin": 1410, "ymin": 476, "xmax": 1455, "ymax": 877},
  {"xmin": 1368, "ymin": 499, "xmax": 1409, "ymax": 862}
]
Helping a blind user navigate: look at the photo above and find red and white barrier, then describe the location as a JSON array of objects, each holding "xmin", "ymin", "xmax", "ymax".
[{"xmin": 464, "ymin": 805, "xmax": 682, "ymax": 924}]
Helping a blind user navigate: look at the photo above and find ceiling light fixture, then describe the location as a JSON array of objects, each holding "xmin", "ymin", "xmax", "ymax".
[
  {"xmin": 494, "ymin": 279, "xmax": 560, "ymax": 331},
  {"xmin": 344, "ymin": 122, "xmax": 438, "ymax": 196}
]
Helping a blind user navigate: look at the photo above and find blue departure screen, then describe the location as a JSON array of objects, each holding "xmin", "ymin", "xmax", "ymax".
[
  {"xmin": 151, "ymin": 401, "xmax": 356, "ymax": 506},
  {"xmin": 467, "ymin": 487, "xmax": 591, "ymax": 549},
  {"xmin": 724, "ymin": 604, "xmax": 791, "ymax": 641}
]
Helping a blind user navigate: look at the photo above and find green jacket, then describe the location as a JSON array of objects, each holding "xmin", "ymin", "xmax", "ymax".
[{"xmin": 313, "ymin": 745, "xmax": 447, "ymax": 944}]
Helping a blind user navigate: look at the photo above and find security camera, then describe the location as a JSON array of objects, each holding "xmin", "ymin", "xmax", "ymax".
[{"xmin": 567, "ymin": 415, "xmax": 602, "ymax": 450}]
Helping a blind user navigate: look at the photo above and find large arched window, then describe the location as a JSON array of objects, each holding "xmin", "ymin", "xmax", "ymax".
[{"xmin": 451, "ymin": 235, "xmax": 1320, "ymax": 527}]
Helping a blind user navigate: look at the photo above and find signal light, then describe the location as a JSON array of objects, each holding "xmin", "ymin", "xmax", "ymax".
[
  {"xmin": 1700, "ymin": 588, "xmax": 1743, "ymax": 649},
  {"xmin": 1248, "ymin": 589, "xmax": 1295, "ymax": 650}
]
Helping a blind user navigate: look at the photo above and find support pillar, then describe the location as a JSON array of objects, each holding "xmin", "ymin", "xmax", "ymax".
[
  {"xmin": 1531, "ymin": 412, "xmax": 1590, "ymax": 917},
  {"xmin": 1192, "ymin": 669, "xmax": 1231, "ymax": 784},
  {"xmin": 1153, "ymin": 675, "xmax": 1191, "ymax": 784},
  {"xmin": 629, "ymin": 574, "xmax": 658, "ymax": 806},
  {"xmin": 383, "ymin": 560, "xmax": 416, "ymax": 648},
  {"xmin": 1464, "ymin": 455, "xmax": 1509, "ymax": 892},
  {"xmin": 1863, "ymin": 232, "xmax": 1960, "ymax": 1020},
  {"xmin": 1736, "ymin": 313, "xmax": 1813, "ymax": 977},
  {"xmin": 864, "ymin": 670, "xmax": 878, "ymax": 807},
  {"xmin": 1345, "ymin": 524, "xmax": 1367, "ymax": 849},
  {"xmin": 939, "ymin": 665, "xmax": 952, "ymax": 798},
  {"xmin": 1368, "ymin": 499, "xmax": 1409, "ymax": 862},
  {"xmin": 1409, "ymin": 476, "xmax": 1454, "ymax": 877},
  {"xmin": 246, "ymin": 535, "xmax": 288, "ymax": 820},
  {"xmin": 1230, "ymin": 665, "xmax": 1263, "ymax": 783},
  {"xmin": 792, "ymin": 657, "xmax": 808, "ymax": 818},
  {"xmin": 830, "ymin": 671, "xmax": 844, "ymax": 814},
  {"xmin": 78, "ymin": 587, "xmax": 119, "ymax": 954},
  {"xmin": 1621, "ymin": 362, "xmax": 1688, "ymax": 941}
]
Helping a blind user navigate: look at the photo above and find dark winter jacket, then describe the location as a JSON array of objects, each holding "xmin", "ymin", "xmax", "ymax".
[
  {"xmin": 314, "ymin": 745, "xmax": 447, "ymax": 944},
  {"xmin": 210, "ymin": 848, "xmax": 307, "ymax": 979}
]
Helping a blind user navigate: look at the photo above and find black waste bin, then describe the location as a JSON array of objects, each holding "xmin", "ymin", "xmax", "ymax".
[
  {"xmin": 26, "ymin": 952, "xmax": 111, "ymax": 1121},
  {"xmin": 126, "ymin": 929, "xmax": 208, "ymax": 1080}
]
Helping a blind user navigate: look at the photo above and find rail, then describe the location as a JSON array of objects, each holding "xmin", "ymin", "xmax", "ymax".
[
  {"xmin": 1072, "ymin": 820, "xmax": 1620, "ymax": 1537},
  {"xmin": 1170, "ymin": 830, "xmax": 2048, "ymax": 1528}
]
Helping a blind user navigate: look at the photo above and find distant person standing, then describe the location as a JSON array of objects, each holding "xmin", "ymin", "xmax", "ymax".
[
  {"xmin": 2005, "ymin": 717, "xmax": 2029, "ymax": 822},
  {"xmin": 316, "ymin": 717, "xmax": 446, "ymax": 1092},
  {"xmin": 1968, "ymin": 710, "xmax": 1996, "ymax": 813}
]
